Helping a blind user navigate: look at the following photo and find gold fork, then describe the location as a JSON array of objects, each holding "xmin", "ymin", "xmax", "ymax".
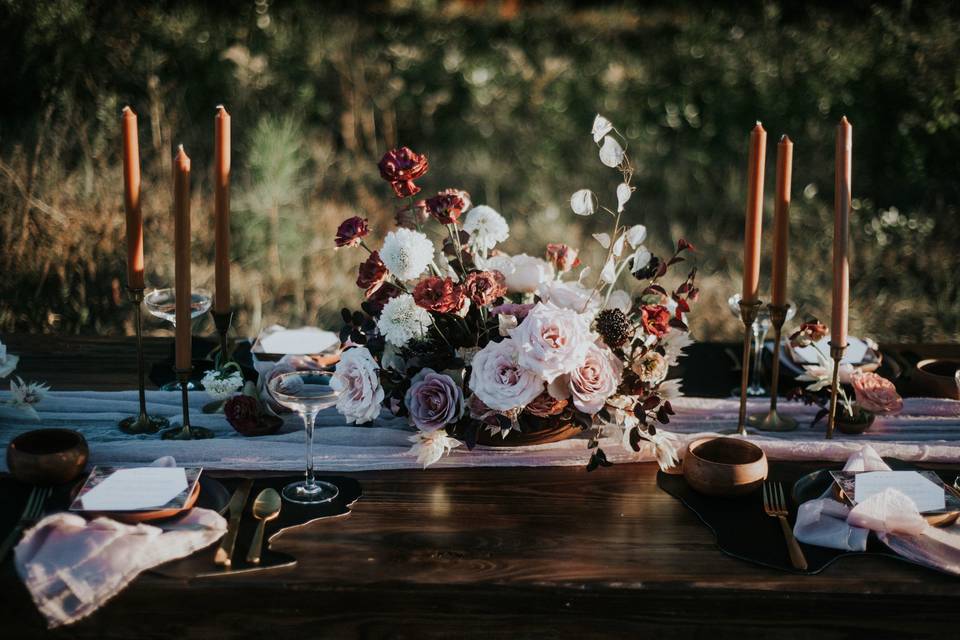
[
  {"xmin": 0, "ymin": 486, "xmax": 52, "ymax": 561},
  {"xmin": 762, "ymin": 481, "xmax": 808, "ymax": 571}
]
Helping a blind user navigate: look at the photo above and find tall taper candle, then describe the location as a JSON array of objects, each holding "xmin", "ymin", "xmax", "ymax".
[
  {"xmin": 214, "ymin": 106, "xmax": 231, "ymax": 313},
  {"xmin": 771, "ymin": 135, "xmax": 793, "ymax": 307},
  {"xmin": 121, "ymin": 107, "xmax": 145, "ymax": 290},
  {"xmin": 742, "ymin": 122, "xmax": 766, "ymax": 303},
  {"xmin": 832, "ymin": 117, "xmax": 852, "ymax": 348},
  {"xmin": 173, "ymin": 145, "xmax": 192, "ymax": 371}
]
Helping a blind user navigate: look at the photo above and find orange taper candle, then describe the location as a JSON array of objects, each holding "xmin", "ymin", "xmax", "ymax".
[
  {"xmin": 832, "ymin": 117, "xmax": 852, "ymax": 348},
  {"xmin": 173, "ymin": 145, "xmax": 192, "ymax": 371},
  {"xmin": 741, "ymin": 122, "xmax": 767, "ymax": 303},
  {"xmin": 771, "ymin": 135, "xmax": 793, "ymax": 307},
  {"xmin": 214, "ymin": 105, "xmax": 231, "ymax": 313},
  {"xmin": 121, "ymin": 106, "xmax": 145, "ymax": 290}
]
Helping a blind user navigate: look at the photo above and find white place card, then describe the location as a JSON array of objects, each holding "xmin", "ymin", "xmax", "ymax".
[
  {"xmin": 854, "ymin": 471, "xmax": 945, "ymax": 513},
  {"xmin": 79, "ymin": 467, "xmax": 188, "ymax": 511}
]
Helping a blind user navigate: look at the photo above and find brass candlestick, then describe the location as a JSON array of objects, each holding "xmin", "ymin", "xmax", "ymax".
[
  {"xmin": 825, "ymin": 341, "xmax": 847, "ymax": 440},
  {"xmin": 751, "ymin": 303, "xmax": 798, "ymax": 431},
  {"xmin": 211, "ymin": 308, "xmax": 234, "ymax": 364},
  {"xmin": 736, "ymin": 298, "xmax": 763, "ymax": 436},
  {"xmin": 119, "ymin": 287, "xmax": 170, "ymax": 434},
  {"xmin": 161, "ymin": 367, "xmax": 215, "ymax": 440}
]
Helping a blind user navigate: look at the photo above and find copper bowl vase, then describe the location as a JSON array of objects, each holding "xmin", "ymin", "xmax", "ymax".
[
  {"xmin": 7, "ymin": 429, "xmax": 89, "ymax": 486},
  {"xmin": 682, "ymin": 437, "xmax": 768, "ymax": 497},
  {"xmin": 914, "ymin": 359, "xmax": 960, "ymax": 399}
]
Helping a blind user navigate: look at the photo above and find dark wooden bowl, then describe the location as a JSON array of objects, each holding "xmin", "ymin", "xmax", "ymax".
[
  {"xmin": 914, "ymin": 359, "xmax": 960, "ymax": 399},
  {"xmin": 682, "ymin": 437, "xmax": 767, "ymax": 497},
  {"xmin": 7, "ymin": 428, "xmax": 89, "ymax": 486}
]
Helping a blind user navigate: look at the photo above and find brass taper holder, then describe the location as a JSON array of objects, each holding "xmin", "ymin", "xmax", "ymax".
[
  {"xmin": 211, "ymin": 308, "xmax": 234, "ymax": 364},
  {"xmin": 751, "ymin": 303, "xmax": 798, "ymax": 431},
  {"xmin": 118, "ymin": 287, "xmax": 170, "ymax": 434},
  {"xmin": 825, "ymin": 341, "xmax": 847, "ymax": 440},
  {"xmin": 736, "ymin": 298, "xmax": 763, "ymax": 436},
  {"xmin": 161, "ymin": 367, "xmax": 215, "ymax": 440}
]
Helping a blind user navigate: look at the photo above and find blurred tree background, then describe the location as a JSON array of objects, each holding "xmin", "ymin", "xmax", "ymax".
[{"xmin": 0, "ymin": 0, "xmax": 957, "ymax": 343}]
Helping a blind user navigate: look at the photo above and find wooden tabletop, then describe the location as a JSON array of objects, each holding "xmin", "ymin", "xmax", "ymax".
[{"xmin": 1, "ymin": 335, "xmax": 959, "ymax": 638}]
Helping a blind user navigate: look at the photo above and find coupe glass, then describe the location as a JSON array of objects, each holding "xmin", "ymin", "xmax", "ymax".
[
  {"xmin": 144, "ymin": 287, "xmax": 212, "ymax": 391},
  {"xmin": 267, "ymin": 370, "xmax": 340, "ymax": 504},
  {"xmin": 728, "ymin": 293, "xmax": 796, "ymax": 397}
]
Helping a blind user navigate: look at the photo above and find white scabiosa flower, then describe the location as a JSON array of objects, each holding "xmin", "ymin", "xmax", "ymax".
[
  {"xmin": 376, "ymin": 294, "xmax": 433, "ymax": 348},
  {"xmin": 379, "ymin": 228, "xmax": 434, "ymax": 282},
  {"xmin": 201, "ymin": 368, "xmax": 245, "ymax": 400},
  {"xmin": 462, "ymin": 205, "xmax": 509, "ymax": 252},
  {"xmin": 9, "ymin": 377, "xmax": 49, "ymax": 421}
]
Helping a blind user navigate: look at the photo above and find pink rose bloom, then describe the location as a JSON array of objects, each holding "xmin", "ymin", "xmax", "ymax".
[
  {"xmin": 468, "ymin": 338, "xmax": 544, "ymax": 412},
  {"xmin": 548, "ymin": 342, "xmax": 623, "ymax": 414},
  {"xmin": 509, "ymin": 302, "xmax": 593, "ymax": 383},
  {"xmin": 330, "ymin": 347, "xmax": 384, "ymax": 424},
  {"xmin": 404, "ymin": 368, "xmax": 464, "ymax": 432},
  {"xmin": 851, "ymin": 371, "xmax": 903, "ymax": 414}
]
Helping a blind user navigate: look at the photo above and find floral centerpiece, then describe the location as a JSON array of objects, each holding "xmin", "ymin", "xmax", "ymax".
[
  {"xmin": 789, "ymin": 320, "xmax": 902, "ymax": 432},
  {"xmin": 332, "ymin": 115, "xmax": 698, "ymax": 468}
]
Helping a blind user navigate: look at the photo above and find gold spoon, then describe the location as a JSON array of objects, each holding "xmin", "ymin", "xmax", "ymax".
[{"xmin": 245, "ymin": 488, "xmax": 281, "ymax": 565}]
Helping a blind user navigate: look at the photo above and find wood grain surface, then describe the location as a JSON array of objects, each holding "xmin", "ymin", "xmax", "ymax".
[{"xmin": 1, "ymin": 335, "xmax": 959, "ymax": 638}]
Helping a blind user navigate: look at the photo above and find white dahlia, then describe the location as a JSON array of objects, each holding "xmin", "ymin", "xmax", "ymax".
[
  {"xmin": 379, "ymin": 228, "xmax": 434, "ymax": 282},
  {"xmin": 377, "ymin": 294, "xmax": 433, "ymax": 348},
  {"xmin": 462, "ymin": 205, "xmax": 509, "ymax": 252}
]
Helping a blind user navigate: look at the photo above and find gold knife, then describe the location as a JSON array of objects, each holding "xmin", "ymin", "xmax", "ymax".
[{"xmin": 214, "ymin": 479, "xmax": 253, "ymax": 567}]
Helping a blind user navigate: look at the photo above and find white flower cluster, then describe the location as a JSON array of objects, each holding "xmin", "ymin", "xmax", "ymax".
[
  {"xmin": 462, "ymin": 205, "xmax": 509, "ymax": 254},
  {"xmin": 201, "ymin": 368, "xmax": 245, "ymax": 400},
  {"xmin": 376, "ymin": 294, "xmax": 433, "ymax": 348},
  {"xmin": 379, "ymin": 228, "xmax": 435, "ymax": 282}
]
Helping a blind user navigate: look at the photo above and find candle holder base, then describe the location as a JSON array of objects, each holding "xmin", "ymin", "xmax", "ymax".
[
  {"xmin": 749, "ymin": 409, "xmax": 798, "ymax": 432},
  {"xmin": 159, "ymin": 368, "xmax": 216, "ymax": 440},
  {"xmin": 825, "ymin": 341, "xmax": 848, "ymax": 440},
  {"xmin": 119, "ymin": 413, "xmax": 169, "ymax": 435}
]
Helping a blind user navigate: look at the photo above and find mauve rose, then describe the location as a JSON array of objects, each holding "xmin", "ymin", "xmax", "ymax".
[
  {"xmin": 548, "ymin": 342, "xmax": 623, "ymax": 414},
  {"xmin": 335, "ymin": 216, "xmax": 369, "ymax": 248},
  {"xmin": 404, "ymin": 368, "xmax": 465, "ymax": 432},
  {"xmin": 525, "ymin": 391, "xmax": 568, "ymax": 418},
  {"xmin": 641, "ymin": 304, "xmax": 671, "ymax": 338},
  {"xmin": 545, "ymin": 243, "xmax": 581, "ymax": 273},
  {"xmin": 490, "ymin": 302, "xmax": 534, "ymax": 320},
  {"xmin": 396, "ymin": 200, "xmax": 430, "ymax": 229},
  {"xmin": 468, "ymin": 338, "xmax": 544, "ymax": 412},
  {"xmin": 356, "ymin": 251, "xmax": 388, "ymax": 296},
  {"xmin": 378, "ymin": 147, "xmax": 429, "ymax": 198},
  {"xmin": 509, "ymin": 302, "xmax": 594, "ymax": 383},
  {"xmin": 426, "ymin": 190, "xmax": 469, "ymax": 225},
  {"xmin": 331, "ymin": 347, "xmax": 385, "ymax": 424},
  {"xmin": 413, "ymin": 276, "xmax": 466, "ymax": 314},
  {"xmin": 464, "ymin": 270, "xmax": 507, "ymax": 306},
  {"xmin": 852, "ymin": 371, "xmax": 903, "ymax": 414}
]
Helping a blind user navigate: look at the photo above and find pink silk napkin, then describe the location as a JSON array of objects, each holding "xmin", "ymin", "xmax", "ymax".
[{"xmin": 793, "ymin": 445, "xmax": 960, "ymax": 575}]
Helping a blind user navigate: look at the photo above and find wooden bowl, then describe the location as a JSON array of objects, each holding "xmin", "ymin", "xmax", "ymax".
[
  {"xmin": 7, "ymin": 429, "xmax": 89, "ymax": 486},
  {"xmin": 914, "ymin": 359, "xmax": 960, "ymax": 399},
  {"xmin": 682, "ymin": 437, "xmax": 768, "ymax": 497}
]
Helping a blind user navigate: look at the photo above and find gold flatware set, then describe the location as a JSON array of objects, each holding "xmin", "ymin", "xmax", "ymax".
[{"xmin": 215, "ymin": 480, "xmax": 281, "ymax": 568}]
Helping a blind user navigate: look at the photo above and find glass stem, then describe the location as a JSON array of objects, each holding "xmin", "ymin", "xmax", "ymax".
[
  {"xmin": 303, "ymin": 409, "xmax": 319, "ymax": 490},
  {"xmin": 751, "ymin": 322, "xmax": 766, "ymax": 390}
]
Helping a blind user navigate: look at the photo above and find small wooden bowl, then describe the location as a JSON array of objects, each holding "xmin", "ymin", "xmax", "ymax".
[
  {"xmin": 7, "ymin": 429, "xmax": 89, "ymax": 486},
  {"xmin": 914, "ymin": 359, "xmax": 960, "ymax": 399},
  {"xmin": 683, "ymin": 437, "xmax": 768, "ymax": 497}
]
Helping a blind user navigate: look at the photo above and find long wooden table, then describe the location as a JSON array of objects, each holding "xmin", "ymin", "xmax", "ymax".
[{"xmin": 1, "ymin": 336, "xmax": 959, "ymax": 638}]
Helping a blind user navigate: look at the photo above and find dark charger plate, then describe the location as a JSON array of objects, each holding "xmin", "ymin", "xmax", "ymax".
[{"xmin": 657, "ymin": 461, "xmax": 959, "ymax": 575}]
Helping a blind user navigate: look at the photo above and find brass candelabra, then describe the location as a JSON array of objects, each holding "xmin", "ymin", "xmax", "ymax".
[
  {"xmin": 735, "ymin": 298, "xmax": 763, "ymax": 436},
  {"xmin": 825, "ymin": 341, "xmax": 847, "ymax": 440},
  {"xmin": 161, "ymin": 366, "xmax": 215, "ymax": 440},
  {"xmin": 751, "ymin": 303, "xmax": 798, "ymax": 431},
  {"xmin": 211, "ymin": 308, "xmax": 234, "ymax": 365},
  {"xmin": 118, "ymin": 287, "xmax": 170, "ymax": 434}
]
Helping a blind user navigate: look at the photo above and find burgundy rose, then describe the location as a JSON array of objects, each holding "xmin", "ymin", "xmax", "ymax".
[
  {"xmin": 464, "ymin": 270, "xmax": 507, "ymax": 306},
  {"xmin": 224, "ymin": 395, "xmax": 282, "ymax": 437},
  {"xmin": 426, "ymin": 189, "xmax": 470, "ymax": 225},
  {"xmin": 356, "ymin": 251, "xmax": 388, "ymax": 296},
  {"xmin": 545, "ymin": 243, "xmax": 581, "ymax": 273},
  {"xmin": 334, "ymin": 216, "xmax": 369, "ymax": 248},
  {"xmin": 641, "ymin": 304, "xmax": 671, "ymax": 338},
  {"xmin": 395, "ymin": 200, "xmax": 430, "ymax": 229},
  {"xmin": 524, "ymin": 391, "xmax": 568, "ymax": 418},
  {"xmin": 378, "ymin": 147, "xmax": 429, "ymax": 198},
  {"xmin": 412, "ymin": 276, "xmax": 467, "ymax": 314},
  {"xmin": 365, "ymin": 283, "xmax": 402, "ymax": 314}
]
